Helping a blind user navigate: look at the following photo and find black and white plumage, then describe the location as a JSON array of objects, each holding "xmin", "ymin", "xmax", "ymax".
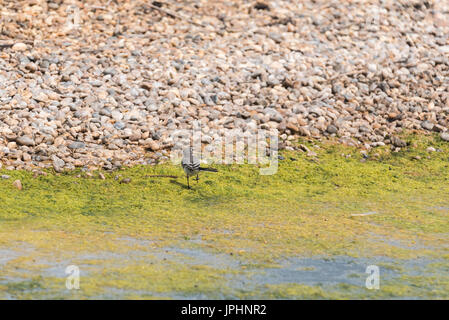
[{"xmin": 181, "ymin": 147, "xmax": 217, "ymax": 189}]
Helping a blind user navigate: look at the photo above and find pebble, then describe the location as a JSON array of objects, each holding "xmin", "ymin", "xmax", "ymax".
[
  {"xmin": 326, "ymin": 125, "xmax": 338, "ymax": 134},
  {"xmin": 13, "ymin": 179, "xmax": 22, "ymax": 190},
  {"xmin": 16, "ymin": 136, "xmax": 35, "ymax": 146},
  {"xmin": 421, "ymin": 121, "xmax": 434, "ymax": 131},
  {"xmin": 51, "ymin": 155, "xmax": 65, "ymax": 172},
  {"xmin": 12, "ymin": 42, "xmax": 27, "ymax": 52},
  {"xmin": 391, "ymin": 136, "xmax": 407, "ymax": 148},
  {"xmin": 68, "ymin": 142, "xmax": 86, "ymax": 150},
  {"xmin": 145, "ymin": 140, "xmax": 160, "ymax": 151},
  {"xmin": 441, "ymin": 132, "xmax": 449, "ymax": 142},
  {"xmin": 114, "ymin": 122, "xmax": 126, "ymax": 130}
]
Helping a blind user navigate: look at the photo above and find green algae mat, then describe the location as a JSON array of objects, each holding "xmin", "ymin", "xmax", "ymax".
[{"xmin": 1, "ymin": 134, "xmax": 448, "ymax": 299}]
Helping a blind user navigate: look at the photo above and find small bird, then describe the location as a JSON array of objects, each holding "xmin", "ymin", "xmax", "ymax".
[{"xmin": 182, "ymin": 147, "xmax": 218, "ymax": 189}]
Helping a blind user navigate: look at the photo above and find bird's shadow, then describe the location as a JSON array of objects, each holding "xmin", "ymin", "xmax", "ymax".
[{"xmin": 170, "ymin": 179, "xmax": 190, "ymax": 190}]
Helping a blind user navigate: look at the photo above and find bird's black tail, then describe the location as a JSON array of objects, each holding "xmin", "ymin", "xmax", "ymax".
[{"xmin": 199, "ymin": 167, "xmax": 218, "ymax": 172}]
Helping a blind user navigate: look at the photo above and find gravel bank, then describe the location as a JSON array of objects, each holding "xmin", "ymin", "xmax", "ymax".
[{"xmin": 0, "ymin": 0, "xmax": 448, "ymax": 171}]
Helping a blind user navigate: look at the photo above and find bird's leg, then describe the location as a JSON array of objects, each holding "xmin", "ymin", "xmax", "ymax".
[
  {"xmin": 196, "ymin": 173, "xmax": 199, "ymax": 182},
  {"xmin": 187, "ymin": 175, "xmax": 190, "ymax": 189}
]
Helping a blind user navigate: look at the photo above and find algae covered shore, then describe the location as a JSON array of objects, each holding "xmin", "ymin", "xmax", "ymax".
[{"xmin": 0, "ymin": 134, "xmax": 448, "ymax": 299}]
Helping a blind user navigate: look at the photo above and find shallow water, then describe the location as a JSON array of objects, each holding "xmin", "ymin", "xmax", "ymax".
[{"xmin": 1, "ymin": 236, "xmax": 446, "ymax": 299}]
